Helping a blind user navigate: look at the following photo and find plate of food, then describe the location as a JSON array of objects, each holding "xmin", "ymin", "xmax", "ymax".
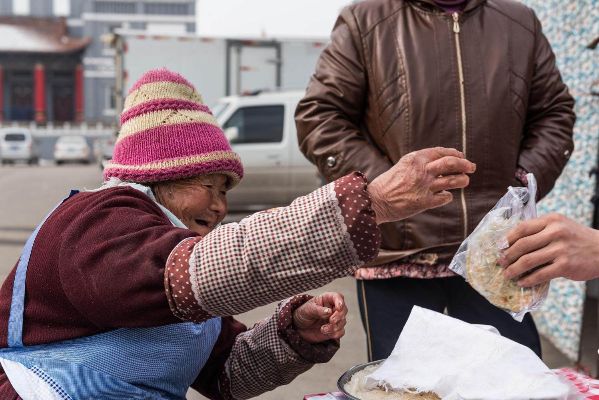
[{"xmin": 337, "ymin": 360, "xmax": 440, "ymax": 400}]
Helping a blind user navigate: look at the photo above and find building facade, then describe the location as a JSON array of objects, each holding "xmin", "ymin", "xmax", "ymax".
[
  {"xmin": 0, "ymin": 16, "xmax": 89, "ymax": 124},
  {"xmin": 0, "ymin": 0, "xmax": 196, "ymax": 126}
]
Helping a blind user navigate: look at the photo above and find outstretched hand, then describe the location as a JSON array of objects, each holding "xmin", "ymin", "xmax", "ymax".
[{"xmin": 368, "ymin": 147, "xmax": 476, "ymax": 224}]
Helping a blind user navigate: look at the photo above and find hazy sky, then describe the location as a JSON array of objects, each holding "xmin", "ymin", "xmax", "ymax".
[{"xmin": 196, "ymin": 0, "xmax": 354, "ymax": 39}]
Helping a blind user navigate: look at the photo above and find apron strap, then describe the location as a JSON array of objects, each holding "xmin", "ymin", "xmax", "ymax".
[{"xmin": 7, "ymin": 190, "xmax": 80, "ymax": 348}]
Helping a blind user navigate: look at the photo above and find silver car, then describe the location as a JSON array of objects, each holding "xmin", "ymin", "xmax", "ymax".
[
  {"xmin": 54, "ymin": 135, "xmax": 91, "ymax": 165},
  {"xmin": 0, "ymin": 129, "xmax": 38, "ymax": 165}
]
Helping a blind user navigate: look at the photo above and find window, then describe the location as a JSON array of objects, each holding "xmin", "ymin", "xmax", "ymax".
[
  {"xmin": 145, "ymin": 23, "xmax": 186, "ymax": 35},
  {"xmin": 109, "ymin": 86, "xmax": 116, "ymax": 109},
  {"xmin": 104, "ymin": 86, "xmax": 116, "ymax": 113},
  {"xmin": 223, "ymin": 105, "xmax": 284, "ymax": 144},
  {"xmin": 4, "ymin": 133, "xmax": 26, "ymax": 142},
  {"xmin": 13, "ymin": 0, "xmax": 30, "ymax": 15},
  {"xmin": 106, "ymin": 24, "xmax": 121, "ymax": 34},
  {"xmin": 211, "ymin": 102, "xmax": 230, "ymax": 120},
  {"xmin": 144, "ymin": 2, "xmax": 189, "ymax": 15},
  {"xmin": 53, "ymin": 0, "xmax": 70, "ymax": 16},
  {"xmin": 53, "ymin": 71, "xmax": 73, "ymax": 79},
  {"xmin": 94, "ymin": 1, "xmax": 136, "ymax": 13}
]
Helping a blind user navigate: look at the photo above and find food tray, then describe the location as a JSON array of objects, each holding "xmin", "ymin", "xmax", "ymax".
[{"xmin": 337, "ymin": 359, "xmax": 385, "ymax": 400}]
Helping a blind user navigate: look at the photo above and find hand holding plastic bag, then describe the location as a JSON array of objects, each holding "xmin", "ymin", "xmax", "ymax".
[{"xmin": 449, "ymin": 174, "xmax": 549, "ymax": 321}]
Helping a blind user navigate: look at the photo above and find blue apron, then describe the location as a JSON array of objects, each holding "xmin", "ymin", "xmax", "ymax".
[{"xmin": 0, "ymin": 189, "xmax": 221, "ymax": 399}]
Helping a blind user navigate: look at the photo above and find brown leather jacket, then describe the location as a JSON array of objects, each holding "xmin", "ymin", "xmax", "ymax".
[{"xmin": 295, "ymin": 0, "xmax": 575, "ymax": 266}]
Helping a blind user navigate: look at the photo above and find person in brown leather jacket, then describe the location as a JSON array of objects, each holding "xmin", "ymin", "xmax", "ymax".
[{"xmin": 295, "ymin": 0, "xmax": 575, "ymax": 361}]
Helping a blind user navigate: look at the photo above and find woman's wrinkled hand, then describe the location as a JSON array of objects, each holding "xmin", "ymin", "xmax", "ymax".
[
  {"xmin": 368, "ymin": 147, "xmax": 476, "ymax": 224},
  {"xmin": 293, "ymin": 292, "xmax": 347, "ymax": 344}
]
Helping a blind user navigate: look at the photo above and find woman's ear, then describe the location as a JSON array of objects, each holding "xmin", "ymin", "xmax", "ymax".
[{"xmin": 152, "ymin": 183, "xmax": 170, "ymax": 207}]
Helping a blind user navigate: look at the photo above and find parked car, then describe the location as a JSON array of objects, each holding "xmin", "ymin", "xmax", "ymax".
[
  {"xmin": 214, "ymin": 90, "xmax": 321, "ymax": 211},
  {"xmin": 0, "ymin": 129, "xmax": 39, "ymax": 165},
  {"xmin": 54, "ymin": 135, "xmax": 91, "ymax": 165}
]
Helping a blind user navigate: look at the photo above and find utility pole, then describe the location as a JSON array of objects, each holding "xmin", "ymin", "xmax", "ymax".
[{"xmin": 101, "ymin": 33, "xmax": 125, "ymax": 131}]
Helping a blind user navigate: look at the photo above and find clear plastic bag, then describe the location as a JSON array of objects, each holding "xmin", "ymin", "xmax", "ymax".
[{"xmin": 449, "ymin": 173, "xmax": 549, "ymax": 321}]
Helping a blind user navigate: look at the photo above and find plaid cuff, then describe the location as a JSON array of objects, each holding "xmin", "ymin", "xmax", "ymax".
[
  {"xmin": 334, "ymin": 172, "xmax": 381, "ymax": 264},
  {"xmin": 278, "ymin": 295, "xmax": 340, "ymax": 363},
  {"xmin": 164, "ymin": 236, "xmax": 213, "ymax": 322}
]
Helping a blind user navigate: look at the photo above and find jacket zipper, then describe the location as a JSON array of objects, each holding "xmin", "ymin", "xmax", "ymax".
[{"xmin": 453, "ymin": 12, "xmax": 469, "ymax": 238}]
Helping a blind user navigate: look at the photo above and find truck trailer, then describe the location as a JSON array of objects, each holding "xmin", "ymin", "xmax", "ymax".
[{"xmin": 113, "ymin": 31, "xmax": 328, "ymax": 108}]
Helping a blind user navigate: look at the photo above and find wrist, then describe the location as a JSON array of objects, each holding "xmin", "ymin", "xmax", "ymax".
[
  {"xmin": 367, "ymin": 182, "xmax": 386, "ymax": 225},
  {"xmin": 278, "ymin": 295, "xmax": 312, "ymax": 334}
]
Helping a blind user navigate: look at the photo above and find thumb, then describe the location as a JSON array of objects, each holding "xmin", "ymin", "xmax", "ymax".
[{"xmin": 295, "ymin": 301, "xmax": 332, "ymax": 327}]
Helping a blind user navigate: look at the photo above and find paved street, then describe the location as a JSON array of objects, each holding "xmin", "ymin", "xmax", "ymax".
[{"xmin": 0, "ymin": 164, "xmax": 586, "ymax": 399}]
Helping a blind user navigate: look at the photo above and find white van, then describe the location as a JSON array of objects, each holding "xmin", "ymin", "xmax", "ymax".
[
  {"xmin": 214, "ymin": 91, "xmax": 321, "ymax": 211},
  {"xmin": 0, "ymin": 129, "xmax": 38, "ymax": 165}
]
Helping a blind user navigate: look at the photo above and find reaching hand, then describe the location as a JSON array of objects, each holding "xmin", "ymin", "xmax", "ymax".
[
  {"xmin": 367, "ymin": 147, "xmax": 476, "ymax": 224},
  {"xmin": 292, "ymin": 292, "xmax": 348, "ymax": 344},
  {"xmin": 501, "ymin": 213, "xmax": 599, "ymax": 286}
]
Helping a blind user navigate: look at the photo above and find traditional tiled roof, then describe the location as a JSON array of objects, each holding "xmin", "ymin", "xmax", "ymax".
[{"xmin": 0, "ymin": 16, "xmax": 91, "ymax": 54}]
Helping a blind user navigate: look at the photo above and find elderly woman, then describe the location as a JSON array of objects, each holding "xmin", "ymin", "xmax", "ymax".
[{"xmin": 0, "ymin": 69, "xmax": 475, "ymax": 400}]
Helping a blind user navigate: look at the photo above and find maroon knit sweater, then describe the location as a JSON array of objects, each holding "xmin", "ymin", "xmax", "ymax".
[{"xmin": 0, "ymin": 188, "xmax": 238, "ymax": 398}]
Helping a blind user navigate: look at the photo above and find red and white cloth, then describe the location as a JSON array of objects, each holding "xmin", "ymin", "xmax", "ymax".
[{"xmin": 554, "ymin": 368, "xmax": 599, "ymax": 399}]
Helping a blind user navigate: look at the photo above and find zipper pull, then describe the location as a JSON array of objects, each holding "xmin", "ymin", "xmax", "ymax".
[{"xmin": 452, "ymin": 12, "xmax": 460, "ymax": 33}]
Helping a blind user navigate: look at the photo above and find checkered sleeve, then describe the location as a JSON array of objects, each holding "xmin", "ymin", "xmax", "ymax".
[
  {"xmin": 224, "ymin": 297, "xmax": 336, "ymax": 400},
  {"xmin": 188, "ymin": 172, "xmax": 380, "ymax": 317}
]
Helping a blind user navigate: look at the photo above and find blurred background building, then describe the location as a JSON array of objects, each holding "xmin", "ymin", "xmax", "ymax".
[{"xmin": 0, "ymin": 0, "xmax": 196, "ymax": 126}]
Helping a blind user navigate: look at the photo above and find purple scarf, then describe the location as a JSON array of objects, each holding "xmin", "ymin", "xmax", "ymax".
[{"xmin": 433, "ymin": 0, "xmax": 468, "ymax": 13}]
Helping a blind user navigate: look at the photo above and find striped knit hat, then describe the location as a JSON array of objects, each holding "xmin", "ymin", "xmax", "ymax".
[{"xmin": 103, "ymin": 68, "xmax": 243, "ymax": 186}]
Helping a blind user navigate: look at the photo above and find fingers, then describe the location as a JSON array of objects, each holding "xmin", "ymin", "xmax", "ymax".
[
  {"xmin": 316, "ymin": 292, "xmax": 345, "ymax": 311},
  {"xmin": 321, "ymin": 309, "xmax": 347, "ymax": 339},
  {"xmin": 295, "ymin": 301, "xmax": 332, "ymax": 327},
  {"xmin": 505, "ymin": 217, "xmax": 549, "ymax": 248},
  {"xmin": 429, "ymin": 174, "xmax": 470, "ymax": 193},
  {"xmin": 503, "ymin": 243, "xmax": 560, "ymax": 281},
  {"xmin": 316, "ymin": 292, "xmax": 347, "ymax": 339},
  {"xmin": 427, "ymin": 147, "xmax": 464, "ymax": 160},
  {"xmin": 426, "ymin": 156, "xmax": 476, "ymax": 177},
  {"xmin": 500, "ymin": 226, "xmax": 553, "ymax": 272},
  {"xmin": 323, "ymin": 327, "xmax": 345, "ymax": 340},
  {"xmin": 516, "ymin": 262, "xmax": 562, "ymax": 287},
  {"xmin": 311, "ymin": 304, "xmax": 333, "ymax": 320}
]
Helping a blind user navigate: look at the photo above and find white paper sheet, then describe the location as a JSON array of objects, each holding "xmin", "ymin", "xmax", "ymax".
[{"xmin": 365, "ymin": 307, "xmax": 573, "ymax": 400}]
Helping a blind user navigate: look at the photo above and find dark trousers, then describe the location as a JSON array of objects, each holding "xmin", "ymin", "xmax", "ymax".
[{"xmin": 356, "ymin": 276, "xmax": 542, "ymax": 361}]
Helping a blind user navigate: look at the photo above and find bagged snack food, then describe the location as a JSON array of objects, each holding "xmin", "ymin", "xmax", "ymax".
[{"xmin": 449, "ymin": 173, "xmax": 549, "ymax": 321}]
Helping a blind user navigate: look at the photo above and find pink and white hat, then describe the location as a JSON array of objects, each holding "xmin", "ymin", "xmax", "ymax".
[{"xmin": 103, "ymin": 68, "xmax": 243, "ymax": 186}]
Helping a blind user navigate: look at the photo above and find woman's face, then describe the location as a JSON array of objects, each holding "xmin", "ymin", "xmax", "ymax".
[{"xmin": 154, "ymin": 174, "xmax": 229, "ymax": 236}]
